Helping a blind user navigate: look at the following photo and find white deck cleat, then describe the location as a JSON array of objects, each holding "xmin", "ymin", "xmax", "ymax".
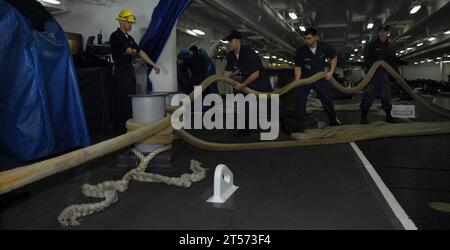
[{"xmin": 207, "ymin": 165, "xmax": 239, "ymax": 204}]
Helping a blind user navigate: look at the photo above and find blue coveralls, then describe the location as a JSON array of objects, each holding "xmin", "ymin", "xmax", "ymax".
[
  {"xmin": 360, "ymin": 38, "xmax": 399, "ymax": 113},
  {"xmin": 294, "ymin": 41, "xmax": 337, "ymax": 126}
]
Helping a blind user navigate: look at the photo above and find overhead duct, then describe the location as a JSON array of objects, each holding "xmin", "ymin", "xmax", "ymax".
[{"xmin": 202, "ymin": 0, "xmax": 300, "ymax": 55}]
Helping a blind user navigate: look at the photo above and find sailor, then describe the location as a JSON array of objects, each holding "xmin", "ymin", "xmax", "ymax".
[
  {"xmin": 360, "ymin": 24, "xmax": 399, "ymax": 124},
  {"xmin": 110, "ymin": 9, "xmax": 161, "ymax": 131},
  {"xmin": 223, "ymin": 30, "xmax": 273, "ymax": 137},
  {"xmin": 293, "ymin": 28, "xmax": 341, "ymax": 133}
]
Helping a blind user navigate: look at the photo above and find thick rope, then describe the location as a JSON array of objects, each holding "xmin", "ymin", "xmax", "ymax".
[
  {"xmin": 180, "ymin": 60, "xmax": 450, "ymax": 119},
  {"xmin": 1, "ymin": 60, "xmax": 449, "ymax": 195},
  {"xmin": 174, "ymin": 122, "xmax": 450, "ymax": 151},
  {"xmin": 430, "ymin": 202, "xmax": 450, "ymax": 213},
  {"xmin": 58, "ymin": 145, "xmax": 207, "ymax": 227}
]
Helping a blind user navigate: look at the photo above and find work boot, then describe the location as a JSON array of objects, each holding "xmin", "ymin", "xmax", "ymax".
[
  {"xmin": 293, "ymin": 123, "xmax": 305, "ymax": 134},
  {"xmin": 360, "ymin": 112, "xmax": 369, "ymax": 125},
  {"xmin": 328, "ymin": 115, "xmax": 342, "ymax": 127},
  {"xmin": 385, "ymin": 110, "xmax": 397, "ymax": 124}
]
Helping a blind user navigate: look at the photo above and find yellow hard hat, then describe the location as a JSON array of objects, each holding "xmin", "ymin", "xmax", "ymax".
[{"xmin": 116, "ymin": 9, "xmax": 136, "ymax": 24}]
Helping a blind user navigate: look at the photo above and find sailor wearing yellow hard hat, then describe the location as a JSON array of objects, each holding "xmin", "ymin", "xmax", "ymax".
[{"xmin": 110, "ymin": 9, "xmax": 161, "ymax": 132}]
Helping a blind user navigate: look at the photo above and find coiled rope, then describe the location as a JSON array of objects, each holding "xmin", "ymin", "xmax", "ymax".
[{"xmin": 58, "ymin": 145, "xmax": 207, "ymax": 227}]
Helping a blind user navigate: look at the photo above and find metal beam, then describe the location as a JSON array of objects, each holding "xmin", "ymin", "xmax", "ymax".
[{"xmin": 203, "ymin": 0, "xmax": 298, "ymax": 54}]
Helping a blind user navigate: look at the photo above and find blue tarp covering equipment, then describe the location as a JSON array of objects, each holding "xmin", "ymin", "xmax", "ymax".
[{"xmin": 0, "ymin": 0, "xmax": 90, "ymax": 166}]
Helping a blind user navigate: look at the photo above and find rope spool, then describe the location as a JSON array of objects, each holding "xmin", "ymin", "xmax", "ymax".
[{"xmin": 126, "ymin": 120, "xmax": 174, "ymax": 144}]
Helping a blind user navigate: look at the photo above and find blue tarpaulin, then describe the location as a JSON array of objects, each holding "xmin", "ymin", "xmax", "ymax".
[
  {"xmin": 0, "ymin": 0, "xmax": 90, "ymax": 166},
  {"xmin": 139, "ymin": 0, "xmax": 192, "ymax": 93}
]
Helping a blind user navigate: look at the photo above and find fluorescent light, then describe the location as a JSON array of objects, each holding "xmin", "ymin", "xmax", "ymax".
[
  {"xmin": 420, "ymin": 61, "xmax": 425, "ymax": 63},
  {"xmin": 255, "ymin": 50, "xmax": 259, "ymax": 54},
  {"xmin": 428, "ymin": 37, "xmax": 436, "ymax": 42},
  {"xmin": 288, "ymin": 10, "xmax": 298, "ymax": 20},
  {"xmin": 186, "ymin": 30, "xmax": 198, "ymax": 37},
  {"xmin": 445, "ymin": 30, "xmax": 450, "ymax": 35},
  {"xmin": 41, "ymin": 0, "xmax": 61, "ymax": 4},
  {"xmin": 427, "ymin": 59, "xmax": 433, "ymax": 62},
  {"xmin": 400, "ymin": 50, "xmax": 405, "ymax": 54},
  {"xmin": 192, "ymin": 29, "xmax": 205, "ymax": 35},
  {"xmin": 367, "ymin": 23, "xmax": 374, "ymax": 30},
  {"xmin": 278, "ymin": 58, "xmax": 284, "ymax": 61},
  {"xmin": 436, "ymin": 62, "xmax": 440, "ymax": 64},
  {"xmin": 417, "ymin": 42, "xmax": 424, "ymax": 47},
  {"xmin": 272, "ymin": 56, "xmax": 277, "ymax": 59},
  {"xmin": 407, "ymin": 47, "xmax": 413, "ymax": 51},
  {"xmin": 221, "ymin": 40, "xmax": 229, "ymax": 44},
  {"xmin": 436, "ymin": 57, "xmax": 442, "ymax": 60},
  {"xmin": 361, "ymin": 56, "xmax": 364, "ymax": 59},
  {"xmin": 263, "ymin": 56, "xmax": 270, "ymax": 59},
  {"xmin": 414, "ymin": 62, "xmax": 418, "ymax": 65},
  {"xmin": 362, "ymin": 40, "xmax": 367, "ymax": 44},
  {"xmin": 396, "ymin": 53, "xmax": 399, "ymax": 56},
  {"xmin": 410, "ymin": 4, "xmax": 422, "ymax": 14},
  {"xmin": 354, "ymin": 49, "xmax": 358, "ymax": 52},
  {"xmin": 351, "ymin": 54, "xmax": 355, "ymax": 57},
  {"xmin": 299, "ymin": 26, "xmax": 306, "ymax": 32},
  {"xmin": 443, "ymin": 61, "xmax": 450, "ymax": 63}
]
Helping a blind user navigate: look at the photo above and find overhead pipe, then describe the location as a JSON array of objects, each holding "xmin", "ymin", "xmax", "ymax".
[{"xmin": 204, "ymin": 0, "xmax": 297, "ymax": 54}]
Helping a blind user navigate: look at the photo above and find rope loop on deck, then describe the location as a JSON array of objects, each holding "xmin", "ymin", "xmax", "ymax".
[{"xmin": 58, "ymin": 145, "xmax": 207, "ymax": 227}]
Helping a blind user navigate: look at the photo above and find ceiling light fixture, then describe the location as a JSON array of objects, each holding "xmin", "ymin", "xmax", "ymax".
[
  {"xmin": 186, "ymin": 30, "xmax": 198, "ymax": 37},
  {"xmin": 192, "ymin": 29, "xmax": 205, "ymax": 36},
  {"xmin": 410, "ymin": 1, "xmax": 422, "ymax": 14},
  {"xmin": 288, "ymin": 10, "xmax": 298, "ymax": 20},
  {"xmin": 41, "ymin": 0, "xmax": 61, "ymax": 4},
  {"xmin": 367, "ymin": 20, "xmax": 374, "ymax": 30}
]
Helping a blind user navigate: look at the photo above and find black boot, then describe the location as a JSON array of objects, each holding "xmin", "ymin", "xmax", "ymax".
[
  {"xmin": 325, "ymin": 110, "xmax": 341, "ymax": 127},
  {"xmin": 385, "ymin": 110, "xmax": 397, "ymax": 123},
  {"xmin": 360, "ymin": 112, "xmax": 369, "ymax": 125},
  {"xmin": 281, "ymin": 117, "xmax": 305, "ymax": 135},
  {"xmin": 328, "ymin": 114, "xmax": 342, "ymax": 127}
]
